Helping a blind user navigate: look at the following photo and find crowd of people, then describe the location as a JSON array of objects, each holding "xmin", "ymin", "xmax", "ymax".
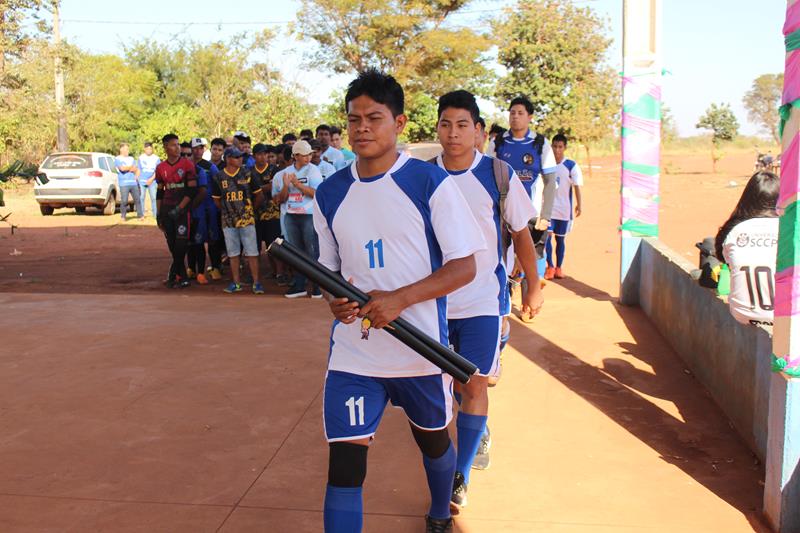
[{"xmin": 120, "ymin": 69, "xmax": 587, "ymax": 533}]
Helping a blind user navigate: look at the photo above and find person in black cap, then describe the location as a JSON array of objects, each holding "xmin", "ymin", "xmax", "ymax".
[
  {"xmin": 233, "ymin": 132, "xmax": 255, "ymax": 169},
  {"xmin": 211, "ymin": 146, "xmax": 265, "ymax": 294}
]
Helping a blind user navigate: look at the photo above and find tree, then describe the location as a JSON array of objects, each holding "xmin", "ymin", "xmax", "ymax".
[
  {"xmin": 0, "ymin": 0, "xmax": 51, "ymax": 84},
  {"xmin": 294, "ymin": 0, "xmax": 493, "ymax": 141},
  {"xmin": 696, "ymin": 103, "xmax": 739, "ymax": 173},
  {"xmin": 661, "ymin": 104, "xmax": 678, "ymax": 144},
  {"xmin": 493, "ymin": 0, "xmax": 617, "ymax": 153},
  {"xmin": 743, "ymin": 73, "xmax": 783, "ymax": 143}
]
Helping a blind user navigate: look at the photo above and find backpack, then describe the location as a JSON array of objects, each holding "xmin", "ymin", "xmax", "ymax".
[{"xmin": 428, "ymin": 155, "xmax": 513, "ymax": 260}]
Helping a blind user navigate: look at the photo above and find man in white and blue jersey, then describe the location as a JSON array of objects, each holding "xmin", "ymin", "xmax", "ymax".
[
  {"xmin": 313, "ymin": 70, "xmax": 485, "ymax": 533},
  {"xmin": 316, "ymin": 124, "xmax": 347, "ymax": 170},
  {"xmin": 433, "ymin": 90, "xmax": 543, "ymax": 509},
  {"xmin": 494, "ymin": 95, "xmax": 558, "ymax": 296},
  {"xmin": 545, "ymin": 133, "xmax": 584, "ymax": 280}
]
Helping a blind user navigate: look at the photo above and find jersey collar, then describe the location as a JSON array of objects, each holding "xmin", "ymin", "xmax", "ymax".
[
  {"xmin": 435, "ymin": 149, "xmax": 483, "ymax": 174},
  {"xmin": 350, "ymin": 152, "xmax": 409, "ymax": 183},
  {"xmin": 505, "ymin": 129, "xmax": 533, "ymax": 142}
]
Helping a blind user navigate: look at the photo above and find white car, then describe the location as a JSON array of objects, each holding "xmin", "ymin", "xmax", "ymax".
[{"xmin": 34, "ymin": 152, "xmax": 122, "ymax": 215}]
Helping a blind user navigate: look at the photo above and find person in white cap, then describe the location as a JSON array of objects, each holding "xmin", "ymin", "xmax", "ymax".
[{"xmin": 272, "ymin": 139, "xmax": 324, "ymax": 298}]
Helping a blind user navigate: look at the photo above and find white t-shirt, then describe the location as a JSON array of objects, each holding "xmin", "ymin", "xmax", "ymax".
[
  {"xmin": 722, "ymin": 217, "xmax": 779, "ymax": 326},
  {"xmin": 322, "ymin": 146, "xmax": 347, "ymax": 170},
  {"xmin": 551, "ymin": 159, "xmax": 583, "ymax": 222},
  {"xmin": 313, "ymin": 153, "xmax": 486, "ymax": 377},
  {"xmin": 434, "ymin": 150, "xmax": 535, "ymax": 319}
]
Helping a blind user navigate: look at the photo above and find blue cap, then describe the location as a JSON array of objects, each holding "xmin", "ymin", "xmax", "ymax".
[{"xmin": 224, "ymin": 147, "xmax": 244, "ymax": 158}]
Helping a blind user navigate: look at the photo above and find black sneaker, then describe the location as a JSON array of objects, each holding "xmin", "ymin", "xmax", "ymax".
[
  {"xmin": 164, "ymin": 277, "xmax": 177, "ymax": 289},
  {"xmin": 425, "ymin": 515, "xmax": 453, "ymax": 533},
  {"xmin": 450, "ymin": 471, "xmax": 467, "ymax": 509},
  {"xmin": 472, "ymin": 426, "xmax": 491, "ymax": 470},
  {"xmin": 285, "ymin": 287, "xmax": 307, "ymax": 299},
  {"xmin": 177, "ymin": 278, "xmax": 191, "ymax": 288}
]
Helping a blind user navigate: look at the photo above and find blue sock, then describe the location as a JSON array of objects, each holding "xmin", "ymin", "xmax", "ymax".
[
  {"xmin": 422, "ymin": 441, "xmax": 456, "ymax": 520},
  {"xmin": 324, "ymin": 485, "xmax": 363, "ymax": 533},
  {"xmin": 456, "ymin": 412, "xmax": 488, "ymax": 485},
  {"xmin": 556, "ymin": 236, "xmax": 566, "ymax": 267},
  {"xmin": 545, "ymin": 235, "xmax": 554, "ymax": 268},
  {"xmin": 536, "ymin": 257, "xmax": 546, "ymax": 278}
]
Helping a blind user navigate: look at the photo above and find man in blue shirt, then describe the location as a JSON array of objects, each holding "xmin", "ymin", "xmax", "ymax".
[
  {"xmin": 115, "ymin": 143, "xmax": 142, "ymax": 221},
  {"xmin": 309, "ymin": 139, "xmax": 337, "ymax": 179},
  {"xmin": 138, "ymin": 142, "xmax": 160, "ymax": 217},
  {"xmin": 272, "ymin": 139, "xmax": 324, "ymax": 299}
]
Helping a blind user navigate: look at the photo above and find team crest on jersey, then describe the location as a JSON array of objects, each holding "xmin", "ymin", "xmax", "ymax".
[
  {"xmin": 522, "ymin": 153, "xmax": 534, "ymax": 165},
  {"xmin": 177, "ymin": 169, "xmax": 185, "ymax": 177},
  {"xmin": 736, "ymin": 233, "xmax": 749, "ymax": 247},
  {"xmin": 178, "ymin": 224, "xmax": 187, "ymax": 236}
]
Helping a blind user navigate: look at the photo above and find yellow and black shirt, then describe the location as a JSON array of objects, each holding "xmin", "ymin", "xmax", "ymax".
[
  {"xmin": 250, "ymin": 164, "xmax": 281, "ymax": 222},
  {"xmin": 210, "ymin": 167, "xmax": 262, "ymax": 228}
]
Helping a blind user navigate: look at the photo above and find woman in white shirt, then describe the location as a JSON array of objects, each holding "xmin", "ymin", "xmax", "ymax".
[{"xmin": 715, "ymin": 171, "xmax": 780, "ymax": 326}]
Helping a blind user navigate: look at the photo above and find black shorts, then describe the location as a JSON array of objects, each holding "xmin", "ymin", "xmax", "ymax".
[{"xmin": 256, "ymin": 219, "xmax": 281, "ymax": 248}]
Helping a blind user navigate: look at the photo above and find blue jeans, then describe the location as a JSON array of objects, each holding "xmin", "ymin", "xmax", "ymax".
[
  {"xmin": 119, "ymin": 184, "xmax": 142, "ymax": 219},
  {"xmin": 284, "ymin": 213, "xmax": 319, "ymax": 292},
  {"xmin": 139, "ymin": 180, "xmax": 158, "ymax": 217}
]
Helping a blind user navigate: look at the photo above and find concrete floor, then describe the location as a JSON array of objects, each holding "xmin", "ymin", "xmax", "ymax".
[{"xmin": 0, "ymin": 274, "xmax": 768, "ymax": 532}]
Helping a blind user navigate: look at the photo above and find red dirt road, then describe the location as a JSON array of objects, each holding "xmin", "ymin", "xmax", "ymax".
[{"xmin": 0, "ymin": 151, "xmax": 770, "ymax": 531}]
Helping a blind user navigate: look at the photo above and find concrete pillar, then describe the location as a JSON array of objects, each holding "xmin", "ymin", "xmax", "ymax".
[
  {"xmin": 619, "ymin": 0, "xmax": 662, "ymax": 305},
  {"xmin": 765, "ymin": 1, "xmax": 800, "ymax": 530}
]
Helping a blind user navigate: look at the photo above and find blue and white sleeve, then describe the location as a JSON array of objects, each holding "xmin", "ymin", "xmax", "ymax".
[
  {"xmin": 313, "ymin": 197, "xmax": 341, "ymax": 272},
  {"xmin": 429, "ymin": 176, "xmax": 486, "ymax": 263}
]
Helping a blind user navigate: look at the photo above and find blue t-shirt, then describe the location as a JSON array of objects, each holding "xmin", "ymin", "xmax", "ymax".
[
  {"xmin": 191, "ymin": 165, "xmax": 210, "ymax": 217},
  {"xmin": 202, "ymin": 162, "xmax": 219, "ymax": 213},
  {"xmin": 495, "ymin": 130, "xmax": 557, "ymax": 199},
  {"xmin": 273, "ymin": 163, "xmax": 323, "ymax": 216},
  {"xmin": 115, "ymin": 156, "xmax": 138, "ymax": 187},
  {"xmin": 138, "ymin": 154, "xmax": 160, "ymax": 182}
]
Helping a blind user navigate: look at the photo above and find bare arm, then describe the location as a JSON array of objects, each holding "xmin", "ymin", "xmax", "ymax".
[
  {"xmin": 356, "ymin": 254, "xmax": 477, "ymax": 329},
  {"xmin": 535, "ymin": 170, "xmax": 557, "ymax": 229},
  {"xmin": 510, "ymin": 228, "xmax": 543, "ymax": 318},
  {"xmin": 574, "ymin": 185, "xmax": 582, "ymax": 217}
]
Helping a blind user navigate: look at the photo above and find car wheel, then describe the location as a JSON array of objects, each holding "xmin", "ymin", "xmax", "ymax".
[
  {"xmin": 75, "ymin": 206, "xmax": 86, "ymax": 214},
  {"xmin": 40, "ymin": 205, "xmax": 55, "ymax": 216},
  {"xmin": 103, "ymin": 192, "xmax": 116, "ymax": 216}
]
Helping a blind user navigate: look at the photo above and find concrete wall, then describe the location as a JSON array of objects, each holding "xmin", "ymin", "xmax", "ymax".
[{"xmin": 631, "ymin": 238, "xmax": 773, "ymax": 460}]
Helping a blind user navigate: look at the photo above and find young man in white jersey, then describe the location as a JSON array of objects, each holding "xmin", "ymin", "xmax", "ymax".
[
  {"xmin": 313, "ymin": 69, "xmax": 485, "ymax": 533},
  {"xmin": 433, "ymin": 90, "xmax": 543, "ymax": 508},
  {"xmin": 544, "ymin": 133, "xmax": 583, "ymax": 280}
]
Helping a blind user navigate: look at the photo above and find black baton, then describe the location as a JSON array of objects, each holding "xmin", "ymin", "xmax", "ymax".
[{"xmin": 267, "ymin": 238, "xmax": 477, "ymax": 383}]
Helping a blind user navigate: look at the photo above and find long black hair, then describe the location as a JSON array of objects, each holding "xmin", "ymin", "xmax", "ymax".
[{"xmin": 715, "ymin": 171, "xmax": 780, "ymax": 260}]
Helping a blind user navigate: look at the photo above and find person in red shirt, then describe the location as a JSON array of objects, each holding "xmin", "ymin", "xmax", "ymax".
[{"xmin": 155, "ymin": 133, "xmax": 198, "ymax": 288}]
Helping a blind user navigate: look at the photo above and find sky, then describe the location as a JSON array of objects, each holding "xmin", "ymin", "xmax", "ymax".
[{"xmin": 54, "ymin": 0, "xmax": 787, "ymax": 138}]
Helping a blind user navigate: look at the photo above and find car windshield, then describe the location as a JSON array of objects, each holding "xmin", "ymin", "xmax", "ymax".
[{"xmin": 41, "ymin": 154, "xmax": 93, "ymax": 170}]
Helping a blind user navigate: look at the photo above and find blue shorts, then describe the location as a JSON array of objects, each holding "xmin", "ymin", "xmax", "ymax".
[
  {"xmin": 323, "ymin": 370, "xmax": 454, "ymax": 442},
  {"xmin": 448, "ymin": 315, "xmax": 501, "ymax": 377},
  {"xmin": 549, "ymin": 219, "xmax": 572, "ymax": 237},
  {"xmin": 222, "ymin": 225, "xmax": 259, "ymax": 257}
]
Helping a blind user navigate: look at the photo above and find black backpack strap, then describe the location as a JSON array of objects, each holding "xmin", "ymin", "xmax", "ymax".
[
  {"xmin": 492, "ymin": 157, "xmax": 512, "ymax": 260},
  {"xmin": 533, "ymin": 133, "xmax": 545, "ymax": 156},
  {"xmin": 427, "ymin": 156, "xmax": 438, "ymax": 165}
]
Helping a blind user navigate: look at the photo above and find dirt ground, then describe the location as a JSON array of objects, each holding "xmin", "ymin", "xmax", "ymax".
[{"xmin": 0, "ymin": 150, "xmax": 771, "ymax": 532}]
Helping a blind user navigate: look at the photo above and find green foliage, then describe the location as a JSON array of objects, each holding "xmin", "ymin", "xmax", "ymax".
[
  {"xmin": 661, "ymin": 104, "xmax": 678, "ymax": 143},
  {"xmin": 403, "ymin": 92, "xmax": 439, "ymax": 142},
  {"xmin": 493, "ymin": 0, "xmax": 617, "ymax": 145},
  {"xmin": 696, "ymin": 103, "xmax": 739, "ymax": 144},
  {"xmin": 742, "ymin": 73, "xmax": 783, "ymax": 143},
  {"xmin": 295, "ymin": 0, "xmax": 492, "ymax": 140},
  {"xmin": 696, "ymin": 103, "xmax": 740, "ymax": 172}
]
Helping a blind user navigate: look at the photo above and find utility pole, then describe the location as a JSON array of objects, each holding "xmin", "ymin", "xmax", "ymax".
[
  {"xmin": 53, "ymin": 1, "xmax": 68, "ymax": 152},
  {"xmin": 764, "ymin": 1, "xmax": 800, "ymax": 530},
  {"xmin": 619, "ymin": 0, "xmax": 662, "ymax": 304}
]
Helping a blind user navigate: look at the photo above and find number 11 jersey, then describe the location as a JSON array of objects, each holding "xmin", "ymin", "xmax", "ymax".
[{"xmin": 313, "ymin": 153, "xmax": 486, "ymax": 378}]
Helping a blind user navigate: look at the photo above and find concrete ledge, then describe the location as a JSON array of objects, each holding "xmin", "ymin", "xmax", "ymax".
[{"xmin": 635, "ymin": 238, "xmax": 772, "ymax": 460}]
